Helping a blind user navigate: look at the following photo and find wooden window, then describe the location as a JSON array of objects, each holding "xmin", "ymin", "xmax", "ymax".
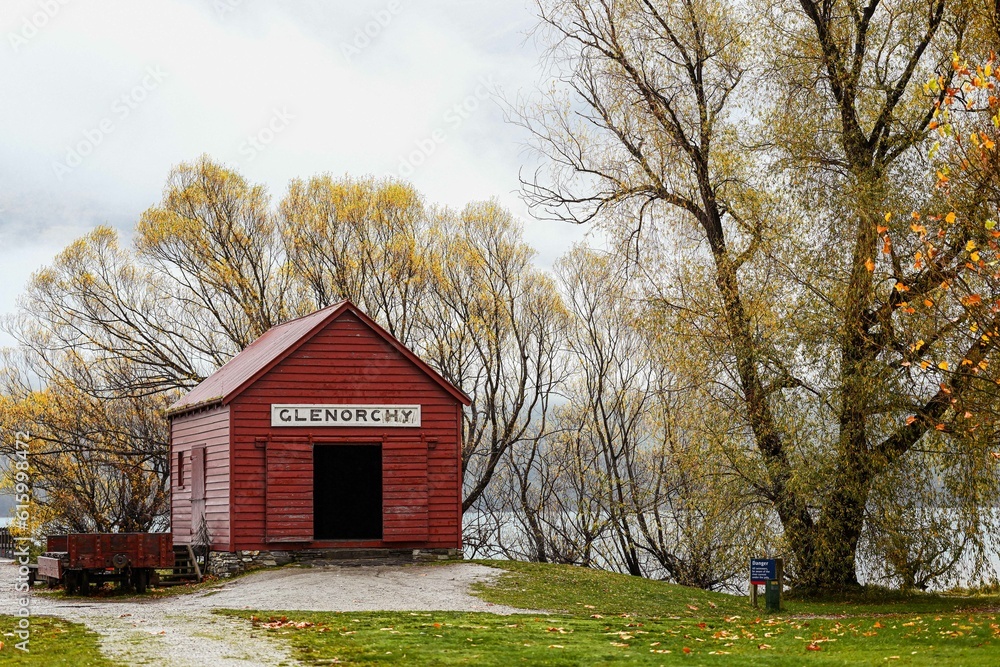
[{"xmin": 176, "ymin": 451, "xmax": 185, "ymax": 489}]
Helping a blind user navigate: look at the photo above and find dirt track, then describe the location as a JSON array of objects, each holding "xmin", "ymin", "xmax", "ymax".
[{"xmin": 0, "ymin": 561, "xmax": 530, "ymax": 666}]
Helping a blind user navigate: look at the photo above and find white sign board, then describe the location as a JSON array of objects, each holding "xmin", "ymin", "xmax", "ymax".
[{"xmin": 271, "ymin": 404, "xmax": 421, "ymax": 427}]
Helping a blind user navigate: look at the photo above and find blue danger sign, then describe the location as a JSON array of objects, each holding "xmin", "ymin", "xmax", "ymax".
[{"xmin": 750, "ymin": 559, "xmax": 777, "ymax": 585}]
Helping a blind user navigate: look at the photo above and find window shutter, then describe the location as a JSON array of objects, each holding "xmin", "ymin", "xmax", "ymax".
[{"xmin": 191, "ymin": 446, "xmax": 206, "ymax": 502}]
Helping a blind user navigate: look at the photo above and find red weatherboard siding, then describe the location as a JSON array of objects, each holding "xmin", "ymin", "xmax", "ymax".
[
  {"xmin": 228, "ymin": 311, "xmax": 463, "ymax": 551},
  {"xmin": 170, "ymin": 404, "xmax": 232, "ymax": 550}
]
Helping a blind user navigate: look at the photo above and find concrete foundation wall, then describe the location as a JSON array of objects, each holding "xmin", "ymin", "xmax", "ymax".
[{"xmin": 207, "ymin": 548, "xmax": 463, "ymax": 576}]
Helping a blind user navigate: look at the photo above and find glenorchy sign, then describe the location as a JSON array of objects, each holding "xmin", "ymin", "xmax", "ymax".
[{"xmin": 270, "ymin": 404, "xmax": 421, "ymax": 427}]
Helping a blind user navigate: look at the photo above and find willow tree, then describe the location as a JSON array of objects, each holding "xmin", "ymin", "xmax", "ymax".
[
  {"xmin": 420, "ymin": 202, "xmax": 569, "ymax": 511},
  {"xmin": 4, "ymin": 157, "xmax": 567, "ymax": 529},
  {"xmin": 522, "ymin": 0, "xmax": 996, "ymax": 589}
]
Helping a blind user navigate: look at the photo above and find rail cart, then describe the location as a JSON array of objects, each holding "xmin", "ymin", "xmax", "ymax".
[{"xmin": 37, "ymin": 533, "xmax": 174, "ymax": 594}]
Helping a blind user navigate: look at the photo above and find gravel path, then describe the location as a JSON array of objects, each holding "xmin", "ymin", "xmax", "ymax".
[{"xmin": 0, "ymin": 560, "xmax": 531, "ymax": 666}]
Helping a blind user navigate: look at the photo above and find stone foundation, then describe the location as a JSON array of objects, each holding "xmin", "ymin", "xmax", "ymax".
[{"xmin": 206, "ymin": 548, "xmax": 463, "ymax": 577}]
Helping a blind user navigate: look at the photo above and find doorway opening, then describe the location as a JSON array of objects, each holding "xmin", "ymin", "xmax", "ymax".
[{"xmin": 313, "ymin": 444, "xmax": 382, "ymax": 540}]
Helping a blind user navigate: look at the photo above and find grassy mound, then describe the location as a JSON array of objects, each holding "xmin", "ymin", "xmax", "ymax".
[{"xmin": 220, "ymin": 560, "xmax": 1000, "ymax": 665}]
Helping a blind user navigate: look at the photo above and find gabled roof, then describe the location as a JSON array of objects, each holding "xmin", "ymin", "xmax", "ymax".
[{"xmin": 167, "ymin": 300, "xmax": 471, "ymax": 417}]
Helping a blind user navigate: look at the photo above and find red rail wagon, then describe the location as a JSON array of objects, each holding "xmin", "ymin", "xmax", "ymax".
[{"xmin": 37, "ymin": 533, "xmax": 173, "ymax": 594}]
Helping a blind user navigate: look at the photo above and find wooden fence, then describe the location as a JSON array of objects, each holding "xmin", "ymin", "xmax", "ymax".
[{"xmin": 0, "ymin": 527, "xmax": 14, "ymax": 558}]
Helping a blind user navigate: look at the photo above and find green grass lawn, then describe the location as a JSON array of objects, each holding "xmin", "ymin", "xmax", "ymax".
[
  {"xmin": 220, "ymin": 560, "xmax": 1000, "ymax": 666},
  {"xmin": 0, "ymin": 615, "xmax": 112, "ymax": 666}
]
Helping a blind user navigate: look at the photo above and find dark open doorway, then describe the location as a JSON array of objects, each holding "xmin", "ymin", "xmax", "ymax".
[{"xmin": 313, "ymin": 444, "xmax": 383, "ymax": 540}]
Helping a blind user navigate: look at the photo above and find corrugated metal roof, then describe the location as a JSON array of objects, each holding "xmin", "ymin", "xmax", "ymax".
[
  {"xmin": 167, "ymin": 300, "xmax": 471, "ymax": 417},
  {"xmin": 167, "ymin": 302, "xmax": 346, "ymax": 415}
]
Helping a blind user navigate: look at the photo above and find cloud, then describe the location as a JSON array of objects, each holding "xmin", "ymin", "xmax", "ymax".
[{"xmin": 0, "ymin": 0, "xmax": 588, "ymax": 332}]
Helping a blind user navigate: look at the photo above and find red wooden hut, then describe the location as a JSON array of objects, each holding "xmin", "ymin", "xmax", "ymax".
[{"xmin": 166, "ymin": 301, "xmax": 470, "ymax": 572}]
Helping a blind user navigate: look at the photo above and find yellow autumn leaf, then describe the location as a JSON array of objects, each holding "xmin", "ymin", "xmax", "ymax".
[
  {"xmin": 939, "ymin": 361, "xmax": 949, "ymax": 370},
  {"xmin": 961, "ymin": 294, "xmax": 982, "ymax": 306},
  {"xmin": 946, "ymin": 212, "xmax": 957, "ymax": 224},
  {"xmin": 865, "ymin": 258, "xmax": 875, "ymax": 272},
  {"xmin": 967, "ymin": 240, "xmax": 977, "ymax": 252}
]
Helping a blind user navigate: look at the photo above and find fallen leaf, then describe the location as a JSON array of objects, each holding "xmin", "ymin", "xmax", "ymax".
[
  {"xmin": 683, "ymin": 646, "xmax": 692, "ymax": 654},
  {"xmin": 807, "ymin": 642, "xmax": 822, "ymax": 651}
]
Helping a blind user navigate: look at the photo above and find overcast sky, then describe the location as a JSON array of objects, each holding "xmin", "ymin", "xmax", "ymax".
[{"xmin": 0, "ymin": 0, "xmax": 593, "ymax": 346}]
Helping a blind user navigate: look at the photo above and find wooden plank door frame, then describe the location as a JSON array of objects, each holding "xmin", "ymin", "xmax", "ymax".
[
  {"xmin": 265, "ymin": 437, "xmax": 314, "ymax": 543},
  {"xmin": 382, "ymin": 437, "xmax": 429, "ymax": 542}
]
